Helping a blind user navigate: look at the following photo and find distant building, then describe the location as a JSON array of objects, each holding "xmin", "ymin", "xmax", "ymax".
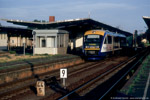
[
  {"xmin": 33, "ymin": 29, "xmax": 69, "ymax": 54},
  {"xmin": 0, "ymin": 32, "xmax": 7, "ymax": 50},
  {"xmin": 1, "ymin": 16, "xmax": 132, "ymax": 54},
  {"xmin": 0, "ymin": 26, "xmax": 33, "ymax": 51},
  {"xmin": 9, "ymin": 37, "xmax": 32, "ymax": 47}
]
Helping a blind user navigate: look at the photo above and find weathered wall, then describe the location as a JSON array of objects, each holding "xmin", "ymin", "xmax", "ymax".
[
  {"xmin": 34, "ymin": 48, "xmax": 57, "ymax": 54},
  {"xmin": 0, "ymin": 33, "xmax": 7, "ymax": 50},
  {"xmin": 58, "ymin": 48, "xmax": 67, "ymax": 54}
]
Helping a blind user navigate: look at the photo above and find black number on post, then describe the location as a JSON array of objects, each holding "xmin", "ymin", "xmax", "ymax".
[
  {"xmin": 39, "ymin": 88, "xmax": 42, "ymax": 93},
  {"xmin": 41, "ymin": 83, "xmax": 43, "ymax": 87},
  {"xmin": 37, "ymin": 82, "xmax": 40, "ymax": 87},
  {"xmin": 62, "ymin": 70, "xmax": 65, "ymax": 76}
]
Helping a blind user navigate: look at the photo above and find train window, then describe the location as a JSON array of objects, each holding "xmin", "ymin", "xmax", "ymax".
[
  {"xmin": 104, "ymin": 36, "xmax": 107, "ymax": 44},
  {"xmin": 120, "ymin": 37, "xmax": 126, "ymax": 46},
  {"xmin": 114, "ymin": 37, "xmax": 119, "ymax": 48},
  {"xmin": 108, "ymin": 36, "xmax": 112, "ymax": 44},
  {"xmin": 114, "ymin": 37, "xmax": 119, "ymax": 43},
  {"xmin": 84, "ymin": 35, "xmax": 103, "ymax": 43}
]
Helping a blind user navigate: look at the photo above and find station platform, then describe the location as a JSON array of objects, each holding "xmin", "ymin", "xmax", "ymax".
[
  {"xmin": 119, "ymin": 54, "xmax": 150, "ymax": 99},
  {"xmin": 0, "ymin": 54, "xmax": 84, "ymax": 85},
  {"xmin": 0, "ymin": 54, "xmax": 82, "ymax": 72}
]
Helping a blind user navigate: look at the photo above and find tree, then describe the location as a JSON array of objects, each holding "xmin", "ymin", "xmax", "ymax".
[
  {"xmin": 127, "ymin": 36, "xmax": 133, "ymax": 47},
  {"xmin": 42, "ymin": 20, "xmax": 46, "ymax": 22},
  {"xmin": 33, "ymin": 19, "xmax": 41, "ymax": 22}
]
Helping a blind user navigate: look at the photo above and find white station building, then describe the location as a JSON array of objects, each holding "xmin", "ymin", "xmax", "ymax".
[{"xmin": 33, "ymin": 29, "xmax": 69, "ymax": 54}]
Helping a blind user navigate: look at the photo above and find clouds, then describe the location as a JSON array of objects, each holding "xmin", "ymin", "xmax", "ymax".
[
  {"xmin": 0, "ymin": 0, "xmax": 149, "ymax": 32},
  {"xmin": 0, "ymin": 1, "xmax": 136, "ymax": 16}
]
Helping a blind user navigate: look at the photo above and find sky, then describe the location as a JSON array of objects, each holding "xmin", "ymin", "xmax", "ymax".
[{"xmin": 0, "ymin": 0, "xmax": 150, "ymax": 33}]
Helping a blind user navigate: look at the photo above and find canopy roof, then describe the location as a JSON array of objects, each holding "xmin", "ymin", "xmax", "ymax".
[
  {"xmin": 143, "ymin": 16, "xmax": 150, "ymax": 29},
  {"xmin": 0, "ymin": 26, "xmax": 32, "ymax": 37},
  {"xmin": 1, "ymin": 18, "xmax": 132, "ymax": 37}
]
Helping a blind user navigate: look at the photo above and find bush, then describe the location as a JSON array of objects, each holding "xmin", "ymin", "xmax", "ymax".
[{"xmin": 9, "ymin": 51, "xmax": 16, "ymax": 54}]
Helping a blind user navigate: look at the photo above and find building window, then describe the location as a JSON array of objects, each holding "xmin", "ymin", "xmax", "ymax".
[
  {"xmin": 60, "ymin": 34, "xmax": 64, "ymax": 47},
  {"xmin": 42, "ymin": 39, "xmax": 46, "ymax": 47},
  {"xmin": 0, "ymin": 34, "xmax": 2, "ymax": 39},
  {"xmin": 12, "ymin": 40, "xmax": 14, "ymax": 43},
  {"xmin": 4, "ymin": 34, "xmax": 6, "ymax": 39}
]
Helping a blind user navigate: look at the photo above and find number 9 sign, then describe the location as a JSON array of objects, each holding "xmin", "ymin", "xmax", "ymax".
[{"xmin": 60, "ymin": 68, "xmax": 67, "ymax": 78}]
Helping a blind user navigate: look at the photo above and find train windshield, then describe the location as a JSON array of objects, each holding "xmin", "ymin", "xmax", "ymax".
[{"xmin": 84, "ymin": 35, "xmax": 103, "ymax": 43}]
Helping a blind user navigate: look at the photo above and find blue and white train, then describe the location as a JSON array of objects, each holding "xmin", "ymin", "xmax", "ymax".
[{"xmin": 83, "ymin": 30, "xmax": 127, "ymax": 60}]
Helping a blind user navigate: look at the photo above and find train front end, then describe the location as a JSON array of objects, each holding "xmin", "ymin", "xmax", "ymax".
[{"xmin": 83, "ymin": 30, "xmax": 105, "ymax": 60}]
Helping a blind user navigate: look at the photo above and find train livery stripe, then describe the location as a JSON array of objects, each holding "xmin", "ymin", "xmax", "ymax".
[
  {"xmin": 84, "ymin": 48, "xmax": 100, "ymax": 50},
  {"xmin": 84, "ymin": 30, "xmax": 105, "ymax": 36}
]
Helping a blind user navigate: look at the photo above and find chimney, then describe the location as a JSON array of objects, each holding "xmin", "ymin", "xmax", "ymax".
[{"xmin": 49, "ymin": 16, "xmax": 55, "ymax": 22}]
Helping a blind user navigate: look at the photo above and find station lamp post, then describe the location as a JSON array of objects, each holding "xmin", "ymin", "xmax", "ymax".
[{"xmin": 32, "ymin": 31, "xmax": 36, "ymax": 56}]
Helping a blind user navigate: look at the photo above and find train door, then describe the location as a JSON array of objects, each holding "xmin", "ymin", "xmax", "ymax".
[
  {"xmin": 107, "ymin": 35, "xmax": 113, "ymax": 52},
  {"xmin": 102, "ymin": 35, "xmax": 112, "ymax": 52}
]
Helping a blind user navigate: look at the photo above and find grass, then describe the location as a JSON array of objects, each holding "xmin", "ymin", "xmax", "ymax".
[
  {"xmin": 0, "ymin": 54, "xmax": 76, "ymax": 70},
  {"xmin": 144, "ymin": 43, "xmax": 150, "ymax": 47},
  {"xmin": 121, "ymin": 54, "xmax": 150, "ymax": 95},
  {"xmin": 1, "ymin": 53, "xmax": 57, "ymax": 61}
]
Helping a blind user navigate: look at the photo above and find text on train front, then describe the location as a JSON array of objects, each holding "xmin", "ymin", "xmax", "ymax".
[{"xmin": 84, "ymin": 34, "xmax": 103, "ymax": 55}]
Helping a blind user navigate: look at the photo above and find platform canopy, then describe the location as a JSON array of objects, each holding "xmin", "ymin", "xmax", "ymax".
[
  {"xmin": 1, "ymin": 18, "xmax": 132, "ymax": 37},
  {"xmin": 0, "ymin": 26, "xmax": 32, "ymax": 37},
  {"xmin": 143, "ymin": 16, "xmax": 150, "ymax": 29}
]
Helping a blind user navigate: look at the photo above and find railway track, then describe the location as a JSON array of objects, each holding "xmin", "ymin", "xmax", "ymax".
[
  {"xmin": 40, "ymin": 56, "xmax": 128, "ymax": 100},
  {"xmin": 0, "ymin": 56, "xmax": 127, "ymax": 100},
  {"xmin": 0, "ymin": 59, "xmax": 104, "ymax": 100},
  {"xmin": 58, "ymin": 49, "xmax": 149, "ymax": 100},
  {"xmin": 1, "ymin": 47, "xmax": 148, "ymax": 100}
]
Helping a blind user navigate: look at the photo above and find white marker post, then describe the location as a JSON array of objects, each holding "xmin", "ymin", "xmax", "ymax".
[
  {"xmin": 23, "ymin": 43, "xmax": 26, "ymax": 56},
  {"xmin": 36, "ymin": 81, "xmax": 45, "ymax": 96},
  {"xmin": 60, "ymin": 68, "xmax": 67, "ymax": 89}
]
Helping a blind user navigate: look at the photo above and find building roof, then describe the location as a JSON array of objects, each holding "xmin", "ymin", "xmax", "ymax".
[
  {"xmin": 1, "ymin": 18, "xmax": 132, "ymax": 37},
  {"xmin": 0, "ymin": 26, "xmax": 32, "ymax": 37},
  {"xmin": 143, "ymin": 16, "xmax": 150, "ymax": 29},
  {"xmin": 33, "ymin": 29, "xmax": 69, "ymax": 35}
]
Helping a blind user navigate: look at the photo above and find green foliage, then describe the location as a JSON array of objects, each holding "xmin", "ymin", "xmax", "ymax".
[
  {"xmin": 33, "ymin": 19, "xmax": 47, "ymax": 23},
  {"xmin": 42, "ymin": 20, "xmax": 46, "ymax": 22},
  {"xmin": 127, "ymin": 36, "xmax": 133, "ymax": 47},
  {"xmin": 131, "ymin": 70, "xmax": 134, "ymax": 73},
  {"xmin": 9, "ymin": 51, "xmax": 16, "ymax": 54},
  {"xmin": 33, "ymin": 19, "xmax": 41, "ymax": 22},
  {"xmin": 121, "ymin": 54, "xmax": 150, "ymax": 95},
  {"xmin": 25, "ymin": 53, "xmax": 32, "ymax": 56}
]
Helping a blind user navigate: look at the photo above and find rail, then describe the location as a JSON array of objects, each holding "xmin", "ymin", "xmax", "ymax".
[{"xmin": 58, "ymin": 49, "xmax": 149, "ymax": 100}]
